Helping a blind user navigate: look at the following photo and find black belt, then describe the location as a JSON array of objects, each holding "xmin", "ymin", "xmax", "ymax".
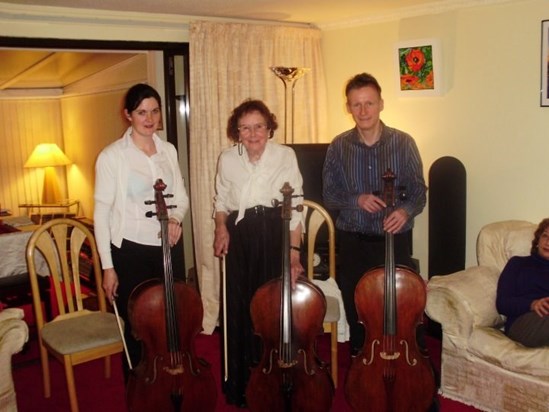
[
  {"xmin": 354, "ymin": 232, "xmax": 385, "ymax": 242},
  {"xmin": 245, "ymin": 205, "xmax": 279, "ymax": 217},
  {"xmin": 227, "ymin": 205, "xmax": 281, "ymax": 219}
]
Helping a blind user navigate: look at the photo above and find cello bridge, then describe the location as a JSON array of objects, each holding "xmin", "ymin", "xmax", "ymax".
[
  {"xmin": 277, "ymin": 359, "xmax": 298, "ymax": 369},
  {"xmin": 380, "ymin": 351, "xmax": 400, "ymax": 360},
  {"xmin": 163, "ymin": 364, "xmax": 184, "ymax": 375}
]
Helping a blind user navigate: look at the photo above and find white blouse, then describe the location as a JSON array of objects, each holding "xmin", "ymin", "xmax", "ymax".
[{"xmin": 214, "ymin": 141, "xmax": 304, "ymax": 230}]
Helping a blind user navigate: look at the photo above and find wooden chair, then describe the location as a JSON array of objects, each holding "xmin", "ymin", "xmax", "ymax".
[
  {"xmin": 26, "ymin": 218, "xmax": 123, "ymax": 412},
  {"xmin": 302, "ymin": 200, "xmax": 340, "ymax": 387}
]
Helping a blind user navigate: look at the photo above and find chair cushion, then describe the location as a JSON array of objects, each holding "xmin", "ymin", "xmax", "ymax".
[
  {"xmin": 42, "ymin": 311, "xmax": 122, "ymax": 355},
  {"xmin": 312, "ymin": 278, "xmax": 349, "ymax": 342},
  {"xmin": 324, "ymin": 296, "xmax": 340, "ymax": 323}
]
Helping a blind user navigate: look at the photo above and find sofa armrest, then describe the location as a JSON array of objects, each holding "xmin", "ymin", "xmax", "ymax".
[
  {"xmin": 0, "ymin": 308, "xmax": 24, "ymax": 323},
  {"xmin": 426, "ymin": 266, "xmax": 504, "ymax": 341},
  {"xmin": 0, "ymin": 308, "xmax": 28, "ymax": 405},
  {"xmin": 0, "ymin": 308, "xmax": 28, "ymax": 356}
]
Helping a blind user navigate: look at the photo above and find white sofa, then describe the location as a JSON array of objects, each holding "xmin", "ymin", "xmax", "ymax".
[
  {"xmin": 0, "ymin": 308, "xmax": 28, "ymax": 412},
  {"xmin": 426, "ymin": 220, "xmax": 549, "ymax": 412}
]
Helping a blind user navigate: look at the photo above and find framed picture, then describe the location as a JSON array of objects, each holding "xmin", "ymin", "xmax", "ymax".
[
  {"xmin": 395, "ymin": 39, "xmax": 442, "ymax": 97},
  {"xmin": 541, "ymin": 20, "xmax": 549, "ymax": 106}
]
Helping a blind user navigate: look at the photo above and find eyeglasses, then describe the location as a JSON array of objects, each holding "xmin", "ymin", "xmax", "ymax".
[{"xmin": 237, "ymin": 123, "xmax": 269, "ymax": 135}]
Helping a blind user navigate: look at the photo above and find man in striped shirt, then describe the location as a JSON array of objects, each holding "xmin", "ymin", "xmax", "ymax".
[{"xmin": 322, "ymin": 72, "xmax": 427, "ymax": 355}]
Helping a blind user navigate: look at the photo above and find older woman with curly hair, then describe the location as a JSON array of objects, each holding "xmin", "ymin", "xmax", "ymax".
[
  {"xmin": 213, "ymin": 99, "xmax": 304, "ymax": 407},
  {"xmin": 496, "ymin": 218, "xmax": 549, "ymax": 347}
]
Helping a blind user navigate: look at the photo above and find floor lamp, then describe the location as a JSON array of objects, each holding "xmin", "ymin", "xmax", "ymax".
[
  {"xmin": 270, "ymin": 66, "xmax": 310, "ymax": 144},
  {"xmin": 24, "ymin": 143, "xmax": 71, "ymax": 204}
]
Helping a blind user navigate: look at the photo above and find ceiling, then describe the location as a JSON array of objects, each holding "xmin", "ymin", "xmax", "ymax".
[
  {"xmin": 0, "ymin": 0, "xmax": 509, "ymax": 91},
  {"xmin": 2, "ymin": 0, "xmax": 461, "ymax": 26},
  {"xmin": 0, "ymin": 50, "xmax": 141, "ymax": 92}
]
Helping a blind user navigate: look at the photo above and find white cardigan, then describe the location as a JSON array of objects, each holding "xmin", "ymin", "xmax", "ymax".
[{"xmin": 94, "ymin": 128, "xmax": 189, "ymax": 269}]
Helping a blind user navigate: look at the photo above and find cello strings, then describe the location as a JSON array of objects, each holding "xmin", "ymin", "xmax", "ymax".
[{"xmin": 162, "ymin": 219, "xmax": 183, "ymax": 366}]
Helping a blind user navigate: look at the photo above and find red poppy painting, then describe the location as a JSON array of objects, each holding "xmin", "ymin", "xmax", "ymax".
[
  {"xmin": 399, "ymin": 45, "xmax": 434, "ymax": 90},
  {"xmin": 396, "ymin": 39, "xmax": 441, "ymax": 96}
]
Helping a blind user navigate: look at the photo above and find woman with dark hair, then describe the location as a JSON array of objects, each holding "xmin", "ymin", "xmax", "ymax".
[
  {"xmin": 94, "ymin": 83, "xmax": 189, "ymax": 375},
  {"xmin": 213, "ymin": 99, "xmax": 304, "ymax": 407},
  {"xmin": 496, "ymin": 218, "xmax": 549, "ymax": 347}
]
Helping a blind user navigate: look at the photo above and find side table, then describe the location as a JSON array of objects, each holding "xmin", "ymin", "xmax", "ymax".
[{"xmin": 18, "ymin": 200, "xmax": 80, "ymax": 224}]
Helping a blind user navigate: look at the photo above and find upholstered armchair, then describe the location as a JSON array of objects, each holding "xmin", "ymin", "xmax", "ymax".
[
  {"xmin": 0, "ymin": 308, "xmax": 29, "ymax": 412},
  {"xmin": 426, "ymin": 220, "xmax": 549, "ymax": 412}
]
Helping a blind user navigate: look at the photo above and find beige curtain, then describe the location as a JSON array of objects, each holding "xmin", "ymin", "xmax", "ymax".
[{"xmin": 189, "ymin": 21, "xmax": 328, "ymax": 334}]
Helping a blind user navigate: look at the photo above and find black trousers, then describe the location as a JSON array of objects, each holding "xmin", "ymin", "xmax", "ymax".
[
  {"xmin": 508, "ymin": 311, "xmax": 549, "ymax": 347},
  {"xmin": 111, "ymin": 237, "xmax": 185, "ymax": 378},
  {"xmin": 336, "ymin": 229, "xmax": 416, "ymax": 352},
  {"xmin": 220, "ymin": 207, "xmax": 283, "ymax": 407}
]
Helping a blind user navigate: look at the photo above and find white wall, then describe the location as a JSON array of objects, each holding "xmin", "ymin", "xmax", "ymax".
[{"xmin": 321, "ymin": 0, "xmax": 548, "ymax": 271}]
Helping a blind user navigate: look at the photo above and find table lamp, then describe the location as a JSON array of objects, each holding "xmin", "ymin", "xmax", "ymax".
[{"xmin": 24, "ymin": 143, "xmax": 71, "ymax": 204}]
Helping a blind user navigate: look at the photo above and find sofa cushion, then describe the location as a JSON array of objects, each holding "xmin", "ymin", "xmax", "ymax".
[
  {"xmin": 468, "ymin": 326, "xmax": 549, "ymax": 379},
  {"xmin": 477, "ymin": 220, "xmax": 536, "ymax": 270}
]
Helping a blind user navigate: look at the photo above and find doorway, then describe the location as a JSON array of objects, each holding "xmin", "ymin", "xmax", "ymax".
[{"xmin": 0, "ymin": 36, "xmax": 194, "ymax": 278}]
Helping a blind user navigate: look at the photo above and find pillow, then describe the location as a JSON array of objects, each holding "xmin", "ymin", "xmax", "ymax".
[{"xmin": 477, "ymin": 221, "xmax": 536, "ymax": 269}]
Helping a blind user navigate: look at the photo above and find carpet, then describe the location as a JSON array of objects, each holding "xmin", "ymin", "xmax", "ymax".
[{"xmin": 12, "ymin": 320, "xmax": 479, "ymax": 411}]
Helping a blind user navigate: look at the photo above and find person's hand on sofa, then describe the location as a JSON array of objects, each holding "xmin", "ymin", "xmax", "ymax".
[{"xmin": 531, "ymin": 296, "xmax": 549, "ymax": 317}]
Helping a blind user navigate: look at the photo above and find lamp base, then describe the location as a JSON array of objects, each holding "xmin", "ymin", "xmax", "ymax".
[{"xmin": 42, "ymin": 166, "xmax": 62, "ymax": 204}]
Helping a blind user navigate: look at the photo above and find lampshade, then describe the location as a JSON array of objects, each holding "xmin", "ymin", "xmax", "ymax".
[
  {"xmin": 24, "ymin": 143, "xmax": 71, "ymax": 204},
  {"xmin": 24, "ymin": 143, "xmax": 71, "ymax": 168}
]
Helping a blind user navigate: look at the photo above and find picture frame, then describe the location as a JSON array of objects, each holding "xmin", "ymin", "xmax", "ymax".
[
  {"xmin": 395, "ymin": 39, "xmax": 442, "ymax": 97},
  {"xmin": 541, "ymin": 20, "xmax": 549, "ymax": 106}
]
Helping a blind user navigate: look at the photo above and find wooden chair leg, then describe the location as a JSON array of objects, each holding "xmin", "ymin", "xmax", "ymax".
[
  {"xmin": 103, "ymin": 355, "xmax": 112, "ymax": 378},
  {"xmin": 331, "ymin": 322, "xmax": 338, "ymax": 388},
  {"xmin": 63, "ymin": 359, "xmax": 79, "ymax": 412},
  {"xmin": 38, "ymin": 338, "xmax": 51, "ymax": 398}
]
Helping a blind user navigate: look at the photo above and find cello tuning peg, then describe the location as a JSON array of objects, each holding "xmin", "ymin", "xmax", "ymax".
[
  {"xmin": 144, "ymin": 200, "xmax": 155, "ymax": 205},
  {"xmin": 295, "ymin": 204, "xmax": 304, "ymax": 212},
  {"xmin": 164, "ymin": 194, "xmax": 174, "ymax": 199},
  {"xmin": 145, "ymin": 211, "xmax": 156, "ymax": 218}
]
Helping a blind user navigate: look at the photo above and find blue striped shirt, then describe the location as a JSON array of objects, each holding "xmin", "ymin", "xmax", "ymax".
[{"xmin": 322, "ymin": 123, "xmax": 426, "ymax": 235}]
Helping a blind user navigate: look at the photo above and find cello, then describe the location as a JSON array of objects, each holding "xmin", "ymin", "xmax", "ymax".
[
  {"xmin": 126, "ymin": 179, "xmax": 217, "ymax": 411},
  {"xmin": 345, "ymin": 169, "xmax": 436, "ymax": 411},
  {"xmin": 246, "ymin": 182, "xmax": 334, "ymax": 412}
]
